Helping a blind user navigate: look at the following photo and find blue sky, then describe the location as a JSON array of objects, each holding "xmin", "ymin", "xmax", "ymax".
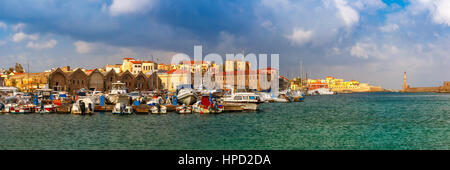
[{"xmin": 1, "ymin": 0, "xmax": 450, "ymax": 89}]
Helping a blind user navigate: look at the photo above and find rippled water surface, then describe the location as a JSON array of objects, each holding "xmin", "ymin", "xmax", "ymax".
[{"xmin": 1, "ymin": 92, "xmax": 449, "ymax": 150}]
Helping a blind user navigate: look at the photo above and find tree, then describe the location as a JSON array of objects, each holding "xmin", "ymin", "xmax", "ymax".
[{"xmin": 15, "ymin": 63, "xmax": 24, "ymax": 73}]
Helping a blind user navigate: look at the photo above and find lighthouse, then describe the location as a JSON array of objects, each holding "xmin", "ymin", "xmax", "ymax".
[{"xmin": 402, "ymin": 72, "xmax": 408, "ymax": 90}]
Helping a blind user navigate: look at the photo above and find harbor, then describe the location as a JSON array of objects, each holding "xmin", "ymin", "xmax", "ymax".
[
  {"xmin": 0, "ymin": 81, "xmax": 306, "ymax": 115},
  {"xmin": 1, "ymin": 92, "xmax": 449, "ymax": 150}
]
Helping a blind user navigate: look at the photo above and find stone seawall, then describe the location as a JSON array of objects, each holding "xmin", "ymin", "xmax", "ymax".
[{"xmin": 402, "ymin": 87, "xmax": 440, "ymax": 93}]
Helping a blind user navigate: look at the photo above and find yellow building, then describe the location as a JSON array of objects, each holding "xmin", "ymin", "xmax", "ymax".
[
  {"xmin": 167, "ymin": 69, "xmax": 191, "ymax": 92},
  {"xmin": 121, "ymin": 58, "xmax": 135, "ymax": 73},
  {"xmin": 4, "ymin": 72, "xmax": 50, "ymax": 91},
  {"xmin": 157, "ymin": 63, "xmax": 170, "ymax": 71},
  {"xmin": 142, "ymin": 61, "xmax": 156, "ymax": 74}
]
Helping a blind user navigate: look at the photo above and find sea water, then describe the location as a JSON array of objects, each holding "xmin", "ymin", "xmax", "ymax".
[{"xmin": 0, "ymin": 92, "xmax": 449, "ymax": 150}]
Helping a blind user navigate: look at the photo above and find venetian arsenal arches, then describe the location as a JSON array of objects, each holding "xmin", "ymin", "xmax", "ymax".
[
  {"xmin": 119, "ymin": 71, "xmax": 135, "ymax": 91},
  {"xmin": 49, "ymin": 68, "xmax": 68, "ymax": 91},
  {"xmin": 88, "ymin": 69, "xmax": 105, "ymax": 91}
]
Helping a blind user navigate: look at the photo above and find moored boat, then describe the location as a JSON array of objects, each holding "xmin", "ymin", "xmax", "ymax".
[
  {"xmin": 222, "ymin": 92, "xmax": 262, "ymax": 111},
  {"xmin": 176, "ymin": 84, "xmax": 197, "ymax": 105},
  {"xmin": 112, "ymin": 103, "xmax": 133, "ymax": 115},
  {"xmin": 176, "ymin": 104, "xmax": 192, "ymax": 114},
  {"xmin": 71, "ymin": 98, "xmax": 95, "ymax": 115},
  {"xmin": 192, "ymin": 95, "xmax": 224, "ymax": 114}
]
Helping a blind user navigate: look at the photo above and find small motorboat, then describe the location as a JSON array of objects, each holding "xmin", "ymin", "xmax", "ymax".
[
  {"xmin": 112, "ymin": 103, "xmax": 133, "ymax": 115},
  {"xmin": 222, "ymin": 92, "xmax": 262, "ymax": 111},
  {"xmin": 176, "ymin": 104, "xmax": 192, "ymax": 114},
  {"xmin": 150, "ymin": 104, "xmax": 167, "ymax": 114},
  {"xmin": 176, "ymin": 85, "xmax": 197, "ymax": 105},
  {"xmin": 11, "ymin": 104, "xmax": 35, "ymax": 114},
  {"xmin": 192, "ymin": 96, "xmax": 224, "ymax": 114},
  {"xmin": 71, "ymin": 98, "xmax": 95, "ymax": 115}
]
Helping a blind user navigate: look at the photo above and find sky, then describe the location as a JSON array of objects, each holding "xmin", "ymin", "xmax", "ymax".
[{"xmin": 0, "ymin": 0, "xmax": 450, "ymax": 89}]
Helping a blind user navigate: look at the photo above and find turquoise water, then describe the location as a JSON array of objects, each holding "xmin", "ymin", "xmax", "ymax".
[{"xmin": 1, "ymin": 92, "xmax": 449, "ymax": 150}]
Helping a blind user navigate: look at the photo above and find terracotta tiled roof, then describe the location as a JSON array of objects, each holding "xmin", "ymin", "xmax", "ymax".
[
  {"xmin": 130, "ymin": 61, "xmax": 142, "ymax": 64},
  {"xmin": 168, "ymin": 69, "xmax": 190, "ymax": 74}
]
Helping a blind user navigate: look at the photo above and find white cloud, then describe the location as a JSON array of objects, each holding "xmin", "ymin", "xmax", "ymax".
[
  {"xmin": 379, "ymin": 24, "xmax": 399, "ymax": 32},
  {"xmin": 12, "ymin": 32, "xmax": 39, "ymax": 42},
  {"xmin": 286, "ymin": 28, "xmax": 313, "ymax": 46},
  {"xmin": 0, "ymin": 22, "xmax": 7, "ymax": 30},
  {"xmin": 108, "ymin": 0, "xmax": 156, "ymax": 16},
  {"xmin": 411, "ymin": 0, "xmax": 450, "ymax": 26},
  {"xmin": 12, "ymin": 23, "xmax": 25, "ymax": 32},
  {"xmin": 350, "ymin": 42, "xmax": 398, "ymax": 60},
  {"xmin": 73, "ymin": 41, "xmax": 94, "ymax": 54},
  {"xmin": 334, "ymin": 0, "xmax": 359, "ymax": 27},
  {"xmin": 26, "ymin": 39, "xmax": 57, "ymax": 49},
  {"xmin": 351, "ymin": 43, "xmax": 371, "ymax": 59}
]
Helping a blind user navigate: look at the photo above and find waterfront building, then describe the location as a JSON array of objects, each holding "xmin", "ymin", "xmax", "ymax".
[
  {"xmin": 106, "ymin": 64, "xmax": 122, "ymax": 73},
  {"xmin": 104, "ymin": 70, "xmax": 119, "ymax": 92},
  {"xmin": 214, "ymin": 68, "xmax": 278, "ymax": 91},
  {"xmin": 134, "ymin": 72, "xmax": 148, "ymax": 91},
  {"xmin": 67, "ymin": 68, "xmax": 88, "ymax": 94},
  {"xmin": 148, "ymin": 71, "xmax": 165, "ymax": 91},
  {"xmin": 86, "ymin": 69, "xmax": 105, "ymax": 91},
  {"xmin": 157, "ymin": 63, "xmax": 170, "ymax": 71},
  {"xmin": 167, "ymin": 69, "xmax": 191, "ymax": 92},
  {"xmin": 142, "ymin": 61, "xmax": 157, "ymax": 74},
  {"xmin": 121, "ymin": 58, "xmax": 135, "ymax": 73},
  {"xmin": 224, "ymin": 60, "xmax": 250, "ymax": 72},
  {"xmin": 130, "ymin": 60, "xmax": 142, "ymax": 74},
  {"xmin": 119, "ymin": 70, "xmax": 135, "ymax": 90},
  {"xmin": 178, "ymin": 60, "xmax": 210, "ymax": 73},
  {"xmin": 4, "ymin": 72, "xmax": 50, "ymax": 91},
  {"xmin": 0, "ymin": 76, "xmax": 4, "ymax": 87}
]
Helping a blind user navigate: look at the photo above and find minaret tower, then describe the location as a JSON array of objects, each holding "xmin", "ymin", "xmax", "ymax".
[{"xmin": 402, "ymin": 72, "xmax": 408, "ymax": 90}]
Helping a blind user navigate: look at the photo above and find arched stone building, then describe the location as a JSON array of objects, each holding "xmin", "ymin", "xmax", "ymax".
[
  {"xmin": 119, "ymin": 70, "xmax": 135, "ymax": 91},
  {"xmin": 87, "ymin": 69, "xmax": 105, "ymax": 91},
  {"xmin": 134, "ymin": 72, "xmax": 148, "ymax": 91},
  {"xmin": 68, "ymin": 68, "xmax": 88, "ymax": 94},
  {"xmin": 48, "ymin": 68, "xmax": 68, "ymax": 91},
  {"xmin": 148, "ymin": 72, "xmax": 163, "ymax": 90},
  {"xmin": 104, "ymin": 70, "xmax": 118, "ymax": 92}
]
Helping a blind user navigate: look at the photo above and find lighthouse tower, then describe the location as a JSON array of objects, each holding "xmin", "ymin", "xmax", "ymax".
[{"xmin": 402, "ymin": 72, "xmax": 408, "ymax": 90}]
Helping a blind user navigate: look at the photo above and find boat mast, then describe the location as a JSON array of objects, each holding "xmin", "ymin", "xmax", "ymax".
[{"xmin": 27, "ymin": 60, "xmax": 30, "ymax": 92}]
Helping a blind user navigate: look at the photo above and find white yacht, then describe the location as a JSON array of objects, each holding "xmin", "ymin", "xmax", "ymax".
[
  {"xmin": 222, "ymin": 91, "xmax": 263, "ymax": 111},
  {"xmin": 176, "ymin": 85, "xmax": 197, "ymax": 105},
  {"xmin": 107, "ymin": 81, "xmax": 130, "ymax": 104}
]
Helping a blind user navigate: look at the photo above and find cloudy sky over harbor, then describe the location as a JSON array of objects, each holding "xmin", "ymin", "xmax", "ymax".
[{"xmin": 1, "ymin": 0, "xmax": 450, "ymax": 89}]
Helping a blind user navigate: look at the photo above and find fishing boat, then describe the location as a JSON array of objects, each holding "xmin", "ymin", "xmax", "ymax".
[
  {"xmin": 107, "ymin": 81, "xmax": 130, "ymax": 104},
  {"xmin": 176, "ymin": 84, "xmax": 197, "ymax": 105},
  {"xmin": 2, "ymin": 103, "xmax": 15, "ymax": 113},
  {"xmin": 150, "ymin": 104, "xmax": 167, "ymax": 114},
  {"xmin": 71, "ymin": 98, "xmax": 95, "ymax": 115},
  {"xmin": 192, "ymin": 95, "xmax": 224, "ymax": 114},
  {"xmin": 222, "ymin": 91, "xmax": 263, "ymax": 111},
  {"xmin": 11, "ymin": 104, "xmax": 35, "ymax": 114},
  {"xmin": 112, "ymin": 103, "xmax": 133, "ymax": 115},
  {"xmin": 34, "ymin": 88, "xmax": 57, "ymax": 113},
  {"xmin": 288, "ymin": 90, "xmax": 305, "ymax": 102},
  {"xmin": 176, "ymin": 104, "xmax": 192, "ymax": 114}
]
